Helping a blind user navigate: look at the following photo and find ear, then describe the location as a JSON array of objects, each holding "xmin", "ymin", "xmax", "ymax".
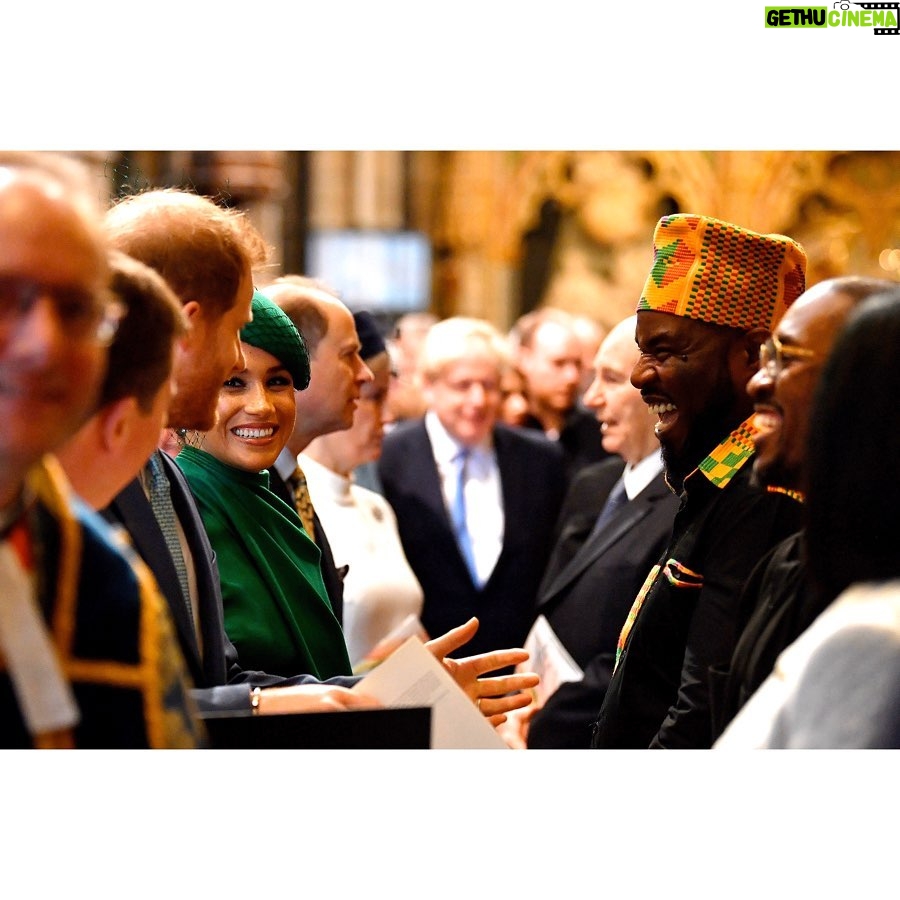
[
  {"xmin": 737, "ymin": 327, "xmax": 768, "ymax": 373},
  {"xmin": 177, "ymin": 300, "xmax": 202, "ymax": 345},
  {"xmin": 181, "ymin": 299, "xmax": 202, "ymax": 325},
  {"xmin": 99, "ymin": 397, "xmax": 139, "ymax": 452},
  {"xmin": 169, "ymin": 301, "xmax": 203, "ymax": 375}
]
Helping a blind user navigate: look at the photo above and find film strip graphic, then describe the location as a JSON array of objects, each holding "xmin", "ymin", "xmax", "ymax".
[{"xmin": 851, "ymin": 2, "xmax": 900, "ymax": 34}]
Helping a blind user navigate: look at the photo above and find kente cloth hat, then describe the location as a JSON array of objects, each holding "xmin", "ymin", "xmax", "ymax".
[
  {"xmin": 353, "ymin": 310, "xmax": 387, "ymax": 361},
  {"xmin": 241, "ymin": 290, "xmax": 311, "ymax": 390},
  {"xmin": 637, "ymin": 214, "xmax": 807, "ymax": 332}
]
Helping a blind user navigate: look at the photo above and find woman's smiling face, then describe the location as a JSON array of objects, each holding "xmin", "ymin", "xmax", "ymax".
[{"xmin": 200, "ymin": 342, "xmax": 296, "ymax": 472}]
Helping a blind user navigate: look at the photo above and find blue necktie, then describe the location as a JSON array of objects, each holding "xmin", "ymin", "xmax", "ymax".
[
  {"xmin": 146, "ymin": 453, "xmax": 193, "ymax": 619},
  {"xmin": 587, "ymin": 478, "xmax": 628, "ymax": 541},
  {"xmin": 451, "ymin": 448, "xmax": 481, "ymax": 587}
]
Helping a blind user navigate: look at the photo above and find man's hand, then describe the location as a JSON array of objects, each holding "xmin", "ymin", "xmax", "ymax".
[
  {"xmin": 255, "ymin": 684, "xmax": 381, "ymax": 716},
  {"xmin": 425, "ymin": 617, "xmax": 540, "ymax": 727}
]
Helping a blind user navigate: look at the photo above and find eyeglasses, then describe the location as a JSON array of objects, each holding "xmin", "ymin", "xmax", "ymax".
[
  {"xmin": 759, "ymin": 333, "xmax": 820, "ymax": 379},
  {"xmin": 0, "ymin": 276, "xmax": 126, "ymax": 347}
]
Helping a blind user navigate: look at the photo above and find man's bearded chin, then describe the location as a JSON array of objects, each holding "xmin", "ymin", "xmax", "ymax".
[
  {"xmin": 660, "ymin": 394, "xmax": 746, "ymax": 494},
  {"xmin": 750, "ymin": 452, "xmax": 802, "ymax": 494}
]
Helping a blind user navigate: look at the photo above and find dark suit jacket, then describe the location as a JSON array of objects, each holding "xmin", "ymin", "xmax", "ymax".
[
  {"xmin": 526, "ymin": 458, "xmax": 679, "ymax": 748},
  {"xmin": 104, "ymin": 452, "xmax": 357, "ymax": 715},
  {"xmin": 522, "ymin": 404, "xmax": 611, "ymax": 485},
  {"xmin": 267, "ymin": 465, "xmax": 345, "ymax": 625},
  {"xmin": 378, "ymin": 419, "xmax": 566, "ymax": 659}
]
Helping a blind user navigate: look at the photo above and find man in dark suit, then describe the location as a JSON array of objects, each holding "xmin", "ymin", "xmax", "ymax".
[
  {"xmin": 260, "ymin": 275, "xmax": 376, "ymax": 624},
  {"xmin": 379, "ymin": 316, "xmax": 567, "ymax": 660},
  {"xmin": 101, "ymin": 190, "xmax": 378, "ymax": 716},
  {"xmin": 101, "ymin": 204, "xmax": 537, "ymax": 726},
  {"xmin": 522, "ymin": 316, "xmax": 679, "ymax": 748},
  {"xmin": 512, "ymin": 307, "xmax": 610, "ymax": 484}
]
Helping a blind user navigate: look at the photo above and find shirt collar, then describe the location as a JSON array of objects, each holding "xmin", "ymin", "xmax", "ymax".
[
  {"xmin": 273, "ymin": 446, "xmax": 299, "ymax": 481},
  {"xmin": 424, "ymin": 411, "xmax": 493, "ymax": 466},
  {"xmin": 623, "ymin": 449, "xmax": 664, "ymax": 500}
]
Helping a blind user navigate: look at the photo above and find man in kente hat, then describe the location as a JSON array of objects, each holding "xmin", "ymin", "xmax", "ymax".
[{"xmin": 590, "ymin": 213, "xmax": 807, "ymax": 749}]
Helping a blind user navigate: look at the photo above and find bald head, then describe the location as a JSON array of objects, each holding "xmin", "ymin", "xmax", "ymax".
[
  {"xmin": 583, "ymin": 315, "xmax": 659, "ymax": 467},
  {"xmin": 261, "ymin": 276, "xmax": 373, "ymax": 453},
  {"xmin": 748, "ymin": 275, "xmax": 896, "ymax": 493}
]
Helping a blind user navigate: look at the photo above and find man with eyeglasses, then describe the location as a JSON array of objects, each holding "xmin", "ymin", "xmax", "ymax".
[
  {"xmin": 712, "ymin": 275, "xmax": 897, "ymax": 745},
  {"xmin": 589, "ymin": 213, "xmax": 807, "ymax": 749},
  {"xmin": 0, "ymin": 153, "xmax": 201, "ymax": 748}
]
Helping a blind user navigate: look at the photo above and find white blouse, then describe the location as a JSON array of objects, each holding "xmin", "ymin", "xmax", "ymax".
[{"xmin": 299, "ymin": 454, "xmax": 424, "ymax": 668}]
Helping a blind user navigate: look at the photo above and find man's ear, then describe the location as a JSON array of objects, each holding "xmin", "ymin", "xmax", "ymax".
[
  {"xmin": 726, "ymin": 326, "xmax": 767, "ymax": 393},
  {"xmin": 178, "ymin": 300, "xmax": 201, "ymax": 342},
  {"xmin": 181, "ymin": 300, "xmax": 202, "ymax": 324},
  {"xmin": 99, "ymin": 397, "xmax": 139, "ymax": 452},
  {"xmin": 738, "ymin": 327, "xmax": 768, "ymax": 373}
]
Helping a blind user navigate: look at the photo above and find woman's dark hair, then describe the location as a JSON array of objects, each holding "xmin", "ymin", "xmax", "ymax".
[{"xmin": 805, "ymin": 287, "xmax": 900, "ymax": 605}]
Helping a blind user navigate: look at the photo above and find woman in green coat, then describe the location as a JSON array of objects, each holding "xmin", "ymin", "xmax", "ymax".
[{"xmin": 176, "ymin": 291, "xmax": 351, "ymax": 679}]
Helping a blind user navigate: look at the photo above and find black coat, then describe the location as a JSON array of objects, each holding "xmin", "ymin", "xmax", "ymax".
[
  {"xmin": 591, "ymin": 459, "xmax": 804, "ymax": 749},
  {"xmin": 378, "ymin": 420, "xmax": 566, "ymax": 659},
  {"xmin": 527, "ymin": 458, "xmax": 679, "ymax": 748},
  {"xmin": 104, "ymin": 452, "xmax": 357, "ymax": 715},
  {"xmin": 709, "ymin": 530, "xmax": 821, "ymax": 741},
  {"xmin": 522, "ymin": 404, "xmax": 611, "ymax": 486}
]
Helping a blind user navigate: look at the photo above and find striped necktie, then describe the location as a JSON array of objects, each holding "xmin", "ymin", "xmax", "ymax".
[
  {"xmin": 288, "ymin": 465, "xmax": 317, "ymax": 542},
  {"xmin": 146, "ymin": 453, "xmax": 192, "ymax": 618}
]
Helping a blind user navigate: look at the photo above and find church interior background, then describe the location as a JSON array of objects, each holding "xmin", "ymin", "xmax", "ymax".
[{"xmin": 73, "ymin": 150, "xmax": 900, "ymax": 333}]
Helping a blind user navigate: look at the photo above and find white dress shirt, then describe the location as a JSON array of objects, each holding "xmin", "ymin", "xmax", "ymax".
[
  {"xmin": 424, "ymin": 411, "xmax": 504, "ymax": 587},
  {"xmin": 622, "ymin": 449, "xmax": 665, "ymax": 500},
  {"xmin": 299, "ymin": 454, "xmax": 424, "ymax": 667}
]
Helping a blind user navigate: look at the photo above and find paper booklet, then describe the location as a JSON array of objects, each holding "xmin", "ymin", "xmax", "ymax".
[
  {"xmin": 353, "ymin": 635, "xmax": 508, "ymax": 749},
  {"xmin": 520, "ymin": 615, "xmax": 584, "ymax": 706},
  {"xmin": 352, "ymin": 613, "xmax": 430, "ymax": 675}
]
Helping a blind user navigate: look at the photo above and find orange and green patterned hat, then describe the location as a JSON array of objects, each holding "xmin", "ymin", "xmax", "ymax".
[{"xmin": 637, "ymin": 214, "xmax": 807, "ymax": 331}]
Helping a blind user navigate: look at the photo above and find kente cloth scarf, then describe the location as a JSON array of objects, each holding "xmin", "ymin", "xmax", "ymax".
[{"xmin": 175, "ymin": 447, "xmax": 351, "ymax": 679}]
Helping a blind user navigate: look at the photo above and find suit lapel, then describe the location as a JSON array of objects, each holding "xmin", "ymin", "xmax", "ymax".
[
  {"xmin": 410, "ymin": 421, "xmax": 454, "ymax": 530},
  {"xmin": 493, "ymin": 427, "xmax": 525, "ymax": 550},
  {"xmin": 105, "ymin": 474, "xmax": 203, "ymax": 674},
  {"xmin": 537, "ymin": 474, "xmax": 671, "ymax": 605},
  {"xmin": 539, "ymin": 503, "xmax": 650, "ymax": 604}
]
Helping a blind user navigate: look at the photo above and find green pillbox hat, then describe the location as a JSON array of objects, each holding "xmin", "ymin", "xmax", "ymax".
[{"xmin": 240, "ymin": 290, "xmax": 311, "ymax": 390}]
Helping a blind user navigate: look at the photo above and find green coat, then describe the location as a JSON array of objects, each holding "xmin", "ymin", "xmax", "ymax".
[{"xmin": 175, "ymin": 447, "xmax": 351, "ymax": 679}]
